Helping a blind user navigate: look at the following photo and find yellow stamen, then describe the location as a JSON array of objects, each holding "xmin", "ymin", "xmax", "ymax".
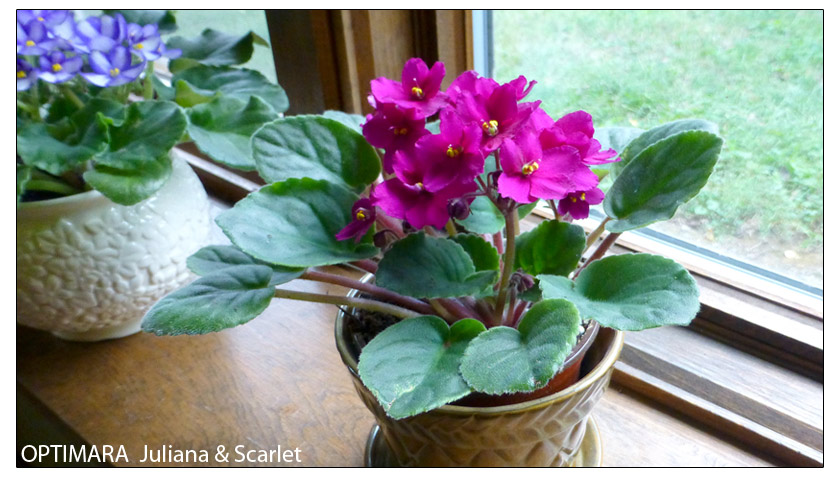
[
  {"xmin": 521, "ymin": 161, "xmax": 539, "ymax": 176},
  {"xmin": 52, "ymin": 63, "xmax": 62, "ymax": 72},
  {"xmin": 570, "ymin": 197, "xmax": 577, "ymax": 203},
  {"xmin": 415, "ymin": 182, "xmax": 424, "ymax": 190},
  {"xmin": 17, "ymin": 70, "xmax": 27, "ymax": 78},
  {"xmin": 482, "ymin": 119, "xmax": 499, "ymax": 137},
  {"xmin": 446, "ymin": 145, "xmax": 463, "ymax": 158},
  {"xmin": 25, "ymin": 40, "xmax": 35, "ymax": 47},
  {"xmin": 355, "ymin": 209, "xmax": 368, "ymax": 221},
  {"xmin": 393, "ymin": 127, "xmax": 408, "ymax": 136},
  {"xmin": 109, "ymin": 67, "xmax": 120, "ymax": 77},
  {"xmin": 411, "ymin": 86, "xmax": 424, "ymax": 99},
  {"xmin": 134, "ymin": 43, "xmax": 144, "ymax": 50},
  {"xmin": 580, "ymin": 192, "xmax": 586, "ymax": 201},
  {"xmin": 37, "ymin": 16, "xmax": 45, "ymax": 21}
]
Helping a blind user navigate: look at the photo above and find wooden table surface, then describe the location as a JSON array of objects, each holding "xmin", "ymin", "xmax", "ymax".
[{"xmin": 17, "ymin": 265, "xmax": 775, "ymax": 467}]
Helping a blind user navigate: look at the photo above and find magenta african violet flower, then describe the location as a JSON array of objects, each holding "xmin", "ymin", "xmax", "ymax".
[
  {"xmin": 362, "ymin": 103, "xmax": 428, "ymax": 174},
  {"xmin": 455, "ymin": 81, "xmax": 540, "ymax": 154},
  {"xmin": 370, "ymin": 58, "xmax": 447, "ymax": 118},
  {"xmin": 335, "ymin": 198, "xmax": 376, "ymax": 243},
  {"xmin": 497, "ymin": 130, "xmax": 598, "ymax": 204},
  {"xmin": 539, "ymin": 110, "xmax": 619, "ymax": 165},
  {"xmin": 414, "ymin": 109, "xmax": 484, "ymax": 191},
  {"xmin": 373, "ymin": 150, "xmax": 477, "ymax": 230},
  {"xmin": 557, "ymin": 187, "xmax": 605, "ymax": 220}
]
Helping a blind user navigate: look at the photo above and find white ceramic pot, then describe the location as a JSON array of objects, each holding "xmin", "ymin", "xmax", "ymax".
[{"xmin": 16, "ymin": 156, "xmax": 212, "ymax": 341}]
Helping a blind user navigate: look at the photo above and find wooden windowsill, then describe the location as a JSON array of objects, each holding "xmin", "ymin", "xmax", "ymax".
[{"xmin": 16, "ymin": 150, "xmax": 821, "ymax": 467}]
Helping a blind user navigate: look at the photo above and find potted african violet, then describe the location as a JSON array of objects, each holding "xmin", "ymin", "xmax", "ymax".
[
  {"xmin": 142, "ymin": 57, "xmax": 722, "ymax": 466},
  {"xmin": 16, "ymin": 10, "xmax": 288, "ymax": 340}
]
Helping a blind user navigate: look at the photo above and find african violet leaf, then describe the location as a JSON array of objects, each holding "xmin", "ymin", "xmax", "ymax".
[
  {"xmin": 359, "ymin": 316, "xmax": 486, "ymax": 419},
  {"xmin": 252, "ymin": 115, "xmax": 381, "ymax": 191},
  {"xmin": 460, "ymin": 299, "xmax": 581, "ymax": 394},
  {"xmin": 142, "ymin": 264, "xmax": 275, "ymax": 335},
  {"xmin": 167, "ymin": 28, "xmax": 266, "ymax": 72},
  {"xmin": 187, "ymin": 95, "xmax": 278, "ymax": 170},
  {"xmin": 604, "ymin": 130, "xmax": 723, "ymax": 233},
  {"xmin": 105, "ymin": 10, "xmax": 177, "ymax": 33},
  {"xmin": 215, "ymin": 178, "xmax": 378, "ymax": 268},
  {"xmin": 376, "ymin": 233, "xmax": 497, "ymax": 299},
  {"xmin": 95, "ymin": 100, "xmax": 186, "ymax": 166},
  {"xmin": 517, "ymin": 201, "xmax": 539, "ymax": 219},
  {"xmin": 456, "ymin": 195, "xmax": 505, "ymax": 234},
  {"xmin": 515, "ymin": 220, "xmax": 585, "ymax": 277},
  {"xmin": 322, "ymin": 110, "xmax": 366, "ymax": 134},
  {"xmin": 611, "ymin": 119, "xmax": 719, "ymax": 177},
  {"xmin": 538, "ymin": 253, "xmax": 700, "ymax": 331},
  {"xmin": 83, "ymin": 153, "xmax": 172, "ymax": 205},
  {"xmin": 450, "ymin": 234, "xmax": 499, "ymax": 273},
  {"xmin": 173, "ymin": 65, "xmax": 288, "ymax": 113},
  {"xmin": 187, "ymin": 245, "xmax": 304, "ymax": 286},
  {"xmin": 16, "ymin": 98, "xmax": 125, "ymax": 175}
]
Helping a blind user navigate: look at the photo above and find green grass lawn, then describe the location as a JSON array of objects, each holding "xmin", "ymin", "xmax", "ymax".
[{"xmin": 493, "ymin": 10, "xmax": 823, "ymax": 287}]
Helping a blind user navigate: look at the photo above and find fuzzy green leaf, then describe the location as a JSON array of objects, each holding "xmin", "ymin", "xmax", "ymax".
[
  {"xmin": 17, "ymin": 164, "xmax": 31, "ymax": 203},
  {"xmin": 594, "ymin": 126, "xmax": 644, "ymax": 160},
  {"xmin": 611, "ymin": 119, "xmax": 719, "ymax": 177},
  {"xmin": 538, "ymin": 253, "xmax": 700, "ymax": 331},
  {"xmin": 95, "ymin": 100, "xmax": 186, "ymax": 166},
  {"xmin": 252, "ymin": 115, "xmax": 380, "ymax": 191},
  {"xmin": 359, "ymin": 316, "xmax": 486, "ymax": 419},
  {"xmin": 105, "ymin": 10, "xmax": 177, "ymax": 33},
  {"xmin": 167, "ymin": 29, "xmax": 263, "ymax": 72},
  {"xmin": 83, "ymin": 154, "xmax": 172, "ymax": 205},
  {"xmin": 187, "ymin": 245, "xmax": 303, "ymax": 286},
  {"xmin": 187, "ymin": 96, "xmax": 278, "ymax": 170},
  {"xmin": 172, "ymin": 65, "xmax": 288, "ymax": 113},
  {"xmin": 376, "ymin": 233, "xmax": 498, "ymax": 299},
  {"xmin": 604, "ymin": 130, "xmax": 723, "ymax": 233},
  {"xmin": 216, "ymin": 178, "xmax": 378, "ymax": 267},
  {"xmin": 515, "ymin": 220, "xmax": 585, "ymax": 277},
  {"xmin": 456, "ymin": 196, "xmax": 505, "ymax": 234},
  {"xmin": 322, "ymin": 110, "xmax": 365, "ymax": 134},
  {"xmin": 460, "ymin": 299, "xmax": 581, "ymax": 394},
  {"xmin": 142, "ymin": 265, "xmax": 275, "ymax": 335}
]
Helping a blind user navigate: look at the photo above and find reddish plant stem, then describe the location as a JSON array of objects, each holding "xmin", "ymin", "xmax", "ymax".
[
  {"xmin": 437, "ymin": 297, "xmax": 481, "ymax": 321},
  {"xmin": 301, "ymin": 269, "xmax": 434, "ymax": 315},
  {"xmin": 512, "ymin": 300, "xmax": 529, "ymax": 328},
  {"xmin": 492, "ymin": 231, "xmax": 504, "ymax": 256},
  {"xmin": 493, "ymin": 209, "xmax": 518, "ymax": 323},
  {"xmin": 574, "ymin": 232, "xmax": 621, "ymax": 279},
  {"xmin": 376, "ymin": 214, "xmax": 405, "ymax": 239},
  {"xmin": 350, "ymin": 259, "xmax": 378, "ymax": 274},
  {"xmin": 503, "ymin": 293, "xmax": 518, "ymax": 327},
  {"xmin": 274, "ymin": 288, "xmax": 420, "ymax": 319}
]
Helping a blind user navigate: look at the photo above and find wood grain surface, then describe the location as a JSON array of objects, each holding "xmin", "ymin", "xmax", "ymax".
[{"xmin": 17, "ymin": 263, "xmax": 778, "ymax": 467}]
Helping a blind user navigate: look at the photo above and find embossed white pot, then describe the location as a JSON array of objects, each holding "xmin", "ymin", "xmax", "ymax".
[{"xmin": 16, "ymin": 156, "xmax": 212, "ymax": 341}]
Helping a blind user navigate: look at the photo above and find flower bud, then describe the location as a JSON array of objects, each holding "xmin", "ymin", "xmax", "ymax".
[
  {"xmin": 510, "ymin": 271, "xmax": 536, "ymax": 294},
  {"xmin": 447, "ymin": 197, "xmax": 471, "ymax": 221},
  {"xmin": 373, "ymin": 231, "xmax": 391, "ymax": 248}
]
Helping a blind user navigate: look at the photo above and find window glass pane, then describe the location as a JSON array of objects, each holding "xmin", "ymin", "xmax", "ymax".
[{"xmin": 492, "ymin": 10, "xmax": 823, "ymax": 290}]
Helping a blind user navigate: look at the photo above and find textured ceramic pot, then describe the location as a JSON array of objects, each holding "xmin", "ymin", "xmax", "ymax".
[
  {"xmin": 16, "ymin": 156, "xmax": 212, "ymax": 341},
  {"xmin": 335, "ymin": 293, "xmax": 625, "ymax": 467}
]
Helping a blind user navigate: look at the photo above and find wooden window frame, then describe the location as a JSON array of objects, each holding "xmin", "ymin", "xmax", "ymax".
[{"xmin": 209, "ymin": 9, "xmax": 825, "ymax": 466}]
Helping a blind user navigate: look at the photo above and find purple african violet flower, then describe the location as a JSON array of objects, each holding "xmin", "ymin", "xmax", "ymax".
[
  {"xmin": 17, "ymin": 20, "xmax": 57, "ymax": 55},
  {"xmin": 373, "ymin": 150, "xmax": 478, "ymax": 230},
  {"xmin": 37, "ymin": 50, "xmax": 83, "ymax": 84},
  {"xmin": 17, "ymin": 10, "xmax": 75, "ymax": 47},
  {"xmin": 126, "ymin": 23, "xmax": 164, "ymax": 61},
  {"xmin": 455, "ymin": 81, "xmax": 540, "ymax": 155},
  {"xmin": 17, "ymin": 58, "xmax": 36, "ymax": 91},
  {"xmin": 362, "ymin": 103, "xmax": 428, "ymax": 174},
  {"xmin": 335, "ymin": 198, "xmax": 376, "ymax": 243},
  {"xmin": 557, "ymin": 187, "xmax": 605, "ymax": 220},
  {"xmin": 74, "ymin": 13, "xmax": 127, "ymax": 53},
  {"xmin": 82, "ymin": 46, "xmax": 145, "ymax": 87},
  {"xmin": 539, "ymin": 111, "xmax": 619, "ymax": 165},
  {"xmin": 497, "ymin": 130, "xmax": 598, "ymax": 204},
  {"xmin": 414, "ymin": 108, "xmax": 484, "ymax": 191},
  {"xmin": 370, "ymin": 58, "xmax": 447, "ymax": 118}
]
